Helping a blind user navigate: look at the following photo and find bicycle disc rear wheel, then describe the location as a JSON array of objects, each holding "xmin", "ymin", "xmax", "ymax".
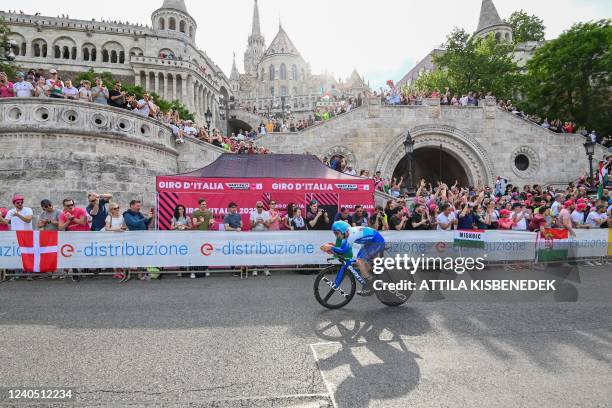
[
  {"xmin": 314, "ymin": 265, "xmax": 356, "ymax": 309},
  {"xmin": 374, "ymin": 268, "xmax": 413, "ymax": 307}
]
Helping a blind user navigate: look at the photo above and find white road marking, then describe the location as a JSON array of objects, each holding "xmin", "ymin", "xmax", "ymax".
[{"xmin": 310, "ymin": 343, "xmax": 339, "ymax": 408}]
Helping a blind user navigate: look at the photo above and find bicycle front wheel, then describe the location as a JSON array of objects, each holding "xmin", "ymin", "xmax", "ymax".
[{"xmin": 314, "ymin": 265, "xmax": 356, "ymax": 309}]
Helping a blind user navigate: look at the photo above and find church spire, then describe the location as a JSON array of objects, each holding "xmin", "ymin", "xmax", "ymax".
[
  {"xmin": 230, "ymin": 51, "xmax": 240, "ymax": 81},
  {"xmin": 251, "ymin": 0, "xmax": 261, "ymax": 37},
  {"xmin": 476, "ymin": 0, "xmax": 503, "ymax": 33}
]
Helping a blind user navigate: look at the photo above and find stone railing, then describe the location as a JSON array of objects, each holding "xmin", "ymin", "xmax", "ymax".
[{"xmin": 0, "ymin": 98, "xmax": 177, "ymax": 154}]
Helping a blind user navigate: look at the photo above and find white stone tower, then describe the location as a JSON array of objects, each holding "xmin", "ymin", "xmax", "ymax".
[
  {"xmin": 244, "ymin": 0, "xmax": 266, "ymax": 76},
  {"xmin": 151, "ymin": 0, "xmax": 197, "ymax": 41},
  {"xmin": 474, "ymin": 0, "xmax": 513, "ymax": 42}
]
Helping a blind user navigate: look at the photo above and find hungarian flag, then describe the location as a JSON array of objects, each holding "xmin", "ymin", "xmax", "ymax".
[
  {"xmin": 597, "ymin": 160, "xmax": 609, "ymax": 199},
  {"xmin": 454, "ymin": 229, "xmax": 485, "ymax": 249},
  {"xmin": 16, "ymin": 231, "xmax": 58, "ymax": 273},
  {"xmin": 536, "ymin": 228, "xmax": 569, "ymax": 262}
]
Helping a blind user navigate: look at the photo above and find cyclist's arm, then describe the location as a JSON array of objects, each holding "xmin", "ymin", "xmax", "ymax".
[{"xmin": 330, "ymin": 239, "xmax": 352, "ymax": 257}]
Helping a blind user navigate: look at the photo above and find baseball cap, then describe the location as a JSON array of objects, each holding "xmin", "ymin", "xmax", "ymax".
[
  {"xmin": 500, "ymin": 209, "xmax": 511, "ymax": 216},
  {"xmin": 12, "ymin": 194, "xmax": 25, "ymax": 203},
  {"xmin": 577, "ymin": 203, "xmax": 587, "ymax": 211},
  {"xmin": 310, "ymin": 199, "xmax": 318, "ymax": 205},
  {"xmin": 49, "ymin": 69, "xmax": 57, "ymax": 74},
  {"xmin": 40, "ymin": 199, "xmax": 52, "ymax": 207},
  {"xmin": 16, "ymin": 71, "xmax": 24, "ymax": 77},
  {"xmin": 512, "ymin": 202, "xmax": 523, "ymax": 209},
  {"xmin": 563, "ymin": 200, "xmax": 574, "ymax": 208}
]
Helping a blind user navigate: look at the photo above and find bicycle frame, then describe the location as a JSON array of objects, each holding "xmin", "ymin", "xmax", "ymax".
[{"xmin": 335, "ymin": 259, "xmax": 366, "ymax": 287}]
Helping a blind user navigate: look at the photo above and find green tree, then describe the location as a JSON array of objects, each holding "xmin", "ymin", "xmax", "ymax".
[
  {"xmin": 505, "ymin": 10, "xmax": 546, "ymax": 44},
  {"xmin": 74, "ymin": 68, "xmax": 194, "ymax": 121},
  {"xmin": 521, "ymin": 19, "xmax": 611, "ymax": 136},
  {"xmin": 412, "ymin": 69, "xmax": 453, "ymax": 94},
  {"xmin": 0, "ymin": 16, "xmax": 17, "ymax": 78},
  {"xmin": 431, "ymin": 28, "xmax": 520, "ymax": 100}
]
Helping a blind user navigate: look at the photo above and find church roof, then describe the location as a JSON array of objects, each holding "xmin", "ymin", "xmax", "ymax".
[
  {"xmin": 160, "ymin": 0, "xmax": 189, "ymax": 14},
  {"xmin": 475, "ymin": 0, "xmax": 507, "ymax": 33},
  {"xmin": 263, "ymin": 25, "xmax": 301, "ymax": 58}
]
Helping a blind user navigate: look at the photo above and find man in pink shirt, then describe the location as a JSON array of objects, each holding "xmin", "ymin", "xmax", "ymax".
[
  {"xmin": 557, "ymin": 200, "xmax": 576, "ymax": 237},
  {"xmin": 58, "ymin": 198, "xmax": 90, "ymax": 231},
  {"xmin": 0, "ymin": 72, "xmax": 15, "ymax": 98}
]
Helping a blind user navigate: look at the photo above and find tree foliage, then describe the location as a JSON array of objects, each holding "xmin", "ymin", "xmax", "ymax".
[
  {"xmin": 0, "ymin": 16, "xmax": 17, "ymax": 78},
  {"xmin": 505, "ymin": 10, "xmax": 546, "ymax": 44},
  {"xmin": 430, "ymin": 27, "xmax": 520, "ymax": 100},
  {"xmin": 74, "ymin": 68, "xmax": 194, "ymax": 121},
  {"xmin": 521, "ymin": 19, "xmax": 611, "ymax": 136}
]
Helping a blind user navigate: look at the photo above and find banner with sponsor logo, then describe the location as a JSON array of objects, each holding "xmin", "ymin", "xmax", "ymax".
[
  {"xmin": 156, "ymin": 176, "xmax": 375, "ymax": 231},
  {"xmin": 0, "ymin": 230, "xmax": 609, "ymax": 270}
]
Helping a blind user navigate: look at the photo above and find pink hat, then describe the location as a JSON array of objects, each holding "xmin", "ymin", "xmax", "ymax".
[
  {"xmin": 0, "ymin": 207, "xmax": 7, "ymax": 217},
  {"xmin": 500, "ymin": 209, "xmax": 511, "ymax": 216},
  {"xmin": 576, "ymin": 198, "xmax": 586, "ymax": 204},
  {"xmin": 576, "ymin": 203, "xmax": 587, "ymax": 211},
  {"xmin": 11, "ymin": 194, "xmax": 24, "ymax": 204},
  {"xmin": 563, "ymin": 200, "xmax": 574, "ymax": 208}
]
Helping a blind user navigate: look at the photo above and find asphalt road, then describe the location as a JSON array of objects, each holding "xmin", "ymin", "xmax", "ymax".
[{"xmin": 0, "ymin": 266, "xmax": 611, "ymax": 408}]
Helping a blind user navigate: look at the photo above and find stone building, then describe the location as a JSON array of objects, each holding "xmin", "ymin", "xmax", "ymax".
[
  {"xmin": 229, "ymin": 0, "xmax": 368, "ymax": 118},
  {"xmin": 397, "ymin": 0, "xmax": 540, "ymax": 88},
  {"xmin": 0, "ymin": 0, "xmax": 231, "ymax": 127}
]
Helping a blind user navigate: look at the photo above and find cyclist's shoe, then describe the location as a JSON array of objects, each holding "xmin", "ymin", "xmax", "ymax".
[{"xmin": 357, "ymin": 278, "xmax": 375, "ymax": 297}]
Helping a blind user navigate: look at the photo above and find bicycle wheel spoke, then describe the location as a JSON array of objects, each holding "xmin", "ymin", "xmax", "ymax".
[{"xmin": 323, "ymin": 288, "xmax": 336, "ymax": 302}]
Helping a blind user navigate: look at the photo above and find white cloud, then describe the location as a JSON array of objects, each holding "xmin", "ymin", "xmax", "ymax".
[{"xmin": 2, "ymin": 0, "xmax": 609, "ymax": 88}]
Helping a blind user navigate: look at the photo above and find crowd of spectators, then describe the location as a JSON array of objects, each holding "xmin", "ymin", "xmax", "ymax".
[{"xmin": 0, "ymin": 69, "xmax": 266, "ymax": 153}]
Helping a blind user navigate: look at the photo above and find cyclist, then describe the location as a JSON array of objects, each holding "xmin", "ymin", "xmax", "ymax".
[{"xmin": 320, "ymin": 220, "xmax": 385, "ymax": 296}]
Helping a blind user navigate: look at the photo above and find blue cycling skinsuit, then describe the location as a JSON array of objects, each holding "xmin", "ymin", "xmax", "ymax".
[{"xmin": 331, "ymin": 226, "xmax": 385, "ymax": 262}]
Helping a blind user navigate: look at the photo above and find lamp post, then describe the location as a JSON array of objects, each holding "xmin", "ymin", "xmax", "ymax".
[
  {"xmin": 402, "ymin": 132, "xmax": 415, "ymax": 196},
  {"xmin": 583, "ymin": 140, "xmax": 596, "ymax": 180},
  {"xmin": 204, "ymin": 108, "xmax": 212, "ymax": 131}
]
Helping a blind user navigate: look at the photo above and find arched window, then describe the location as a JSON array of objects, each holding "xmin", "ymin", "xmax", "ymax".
[
  {"xmin": 62, "ymin": 46, "xmax": 70, "ymax": 59},
  {"xmin": 83, "ymin": 48, "xmax": 90, "ymax": 61},
  {"xmin": 269, "ymin": 64, "xmax": 275, "ymax": 80},
  {"xmin": 34, "ymin": 43, "xmax": 41, "ymax": 57},
  {"xmin": 169, "ymin": 17, "xmax": 176, "ymax": 30},
  {"xmin": 291, "ymin": 64, "xmax": 298, "ymax": 80},
  {"xmin": 260, "ymin": 68, "xmax": 265, "ymax": 81},
  {"xmin": 179, "ymin": 20, "xmax": 186, "ymax": 33},
  {"xmin": 281, "ymin": 86, "xmax": 287, "ymax": 96},
  {"xmin": 159, "ymin": 17, "xmax": 165, "ymax": 30},
  {"xmin": 119, "ymin": 51, "xmax": 125, "ymax": 63},
  {"xmin": 270, "ymin": 86, "xmax": 275, "ymax": 96},
  {"xmin": 505, "ymin": 32, "xmax": 510, "ymax": 41},
  {"xmin": 110, "ymin": 50, "xmax": 118, "ymax": 63},
  {"xmin": 42, "ymin": 44, "xmax": 47, "ymax": 58},
  {"xmin": 20, "ymin": 43, "xmax": 26, "ymax": 56},
  {"xmin": 189, "ymin": 26, "xmax": 194, "ymax": 38},
  {"xmin": 91, "ymin": 48, "xmax": 96, "ymax": 61},
  {"xmin": 280, "ymin": 63, "xmax": 287, "ymax": 80},
  {"xmin": 495, "ymin": 32, "xmax": 501, "ymax": 41},
  {"xmin": 102, "ymin": 49, "xmax": 109, "ymax": 62},
  {"xmin": 71, "ymin": 46, "xmax": 77, "ymax": 59}
]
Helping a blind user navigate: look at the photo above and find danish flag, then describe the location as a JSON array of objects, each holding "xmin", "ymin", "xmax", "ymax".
[{"xmin": 16, "ymin": 231, "xmax": 58, "ymax": 273}]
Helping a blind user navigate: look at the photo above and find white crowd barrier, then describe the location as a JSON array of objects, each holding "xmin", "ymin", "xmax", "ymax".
[{"xmin": 0, "ymin": 229, "xmax": 610, "ymax": 270}]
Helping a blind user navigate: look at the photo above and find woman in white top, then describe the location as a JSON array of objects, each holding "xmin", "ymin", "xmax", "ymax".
[
  {"xmin": 105, "ymin": 204, "xmax": 126, "ymax": 231},
  {"xmin": 105, "ymin": 203, "xmax": 126, "ymax": 280}
]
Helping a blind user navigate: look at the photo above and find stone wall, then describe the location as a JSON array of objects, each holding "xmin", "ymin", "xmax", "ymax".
[
  {"xmin": 256, "ymin": 97, "xmax": 607, "ymax": 187},
  {"xmin": 0, "ymin": 99, "xmax": 223, "ymax": 210}
]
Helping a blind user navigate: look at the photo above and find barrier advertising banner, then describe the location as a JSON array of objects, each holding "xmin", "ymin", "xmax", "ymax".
[
  {"xmin": 0, "ymin": 230, "xmax": 609, "ymax": 270},
  {"xmin": 156, "ymin": 177, "xmax": 375, "ymax": 231}
]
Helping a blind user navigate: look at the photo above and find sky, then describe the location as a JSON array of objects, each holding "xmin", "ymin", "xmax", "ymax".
[{"xmin": 2, "ymin": 0, "xmax": 610, "ymax": 88}]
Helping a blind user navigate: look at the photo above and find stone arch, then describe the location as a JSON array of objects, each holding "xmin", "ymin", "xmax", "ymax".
[
  {"xmin": 269, "ymin": 64, "xmax": 275, "ymax": 81},
  {"xmin": 82, "ymin": 42, "xmax": 96, "ymax": 61},
  {"xmin": 130, "ymin": 47, "xmax": 144, "ymax": 57},
  {"xmin": 52, "ymin": 36, "xmax": 76, "ymax": 59},
  {"xmin": 375, "ymin": 125, "xmax": 494, "ymax": 186},
  {"xmin": 102, "ymin": 41, "xmax": 124, "ymax": 63},
  {"xmin": 324, "ymin": 146, "xmax": 357, "ymax": 168},
  {"xmin": 31, "ymin": 38, "xmax": 47, "ymax": 57},
  {"xmin": 8, "ymin": 32, "xmax": 26, "ymax": 56},
  {"xmin": 159, "ymin": 48, "xmax": 175, "ymax": 59}
]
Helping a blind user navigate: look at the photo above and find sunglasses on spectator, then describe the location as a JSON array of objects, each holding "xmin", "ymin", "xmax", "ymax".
[
  {"xmin": 15, "ymin": 201, "xmax": 24, "ymax": 204},
  {"xmin": 42, "ymin": 204, "xmax": 51, "ymax": 208},
  {"xmin": 257, "ymin": 205, "xmax": 263, "ymax": 208},
  {"xmin": 65, "ymin": 203, "xmax": 74, "ymax": 208},
  {"xmin": 89, "ymin": 199, "xmax": 97, "ymax": 203},
  {"xmin": 111, "ymin": 207, "xmax": 120, "ymax": 210}
]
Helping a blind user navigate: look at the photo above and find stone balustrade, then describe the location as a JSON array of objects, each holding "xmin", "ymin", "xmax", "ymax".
[{"xmin": 0, "ymin": 98, "xmax": 177, "ymax": 155}]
